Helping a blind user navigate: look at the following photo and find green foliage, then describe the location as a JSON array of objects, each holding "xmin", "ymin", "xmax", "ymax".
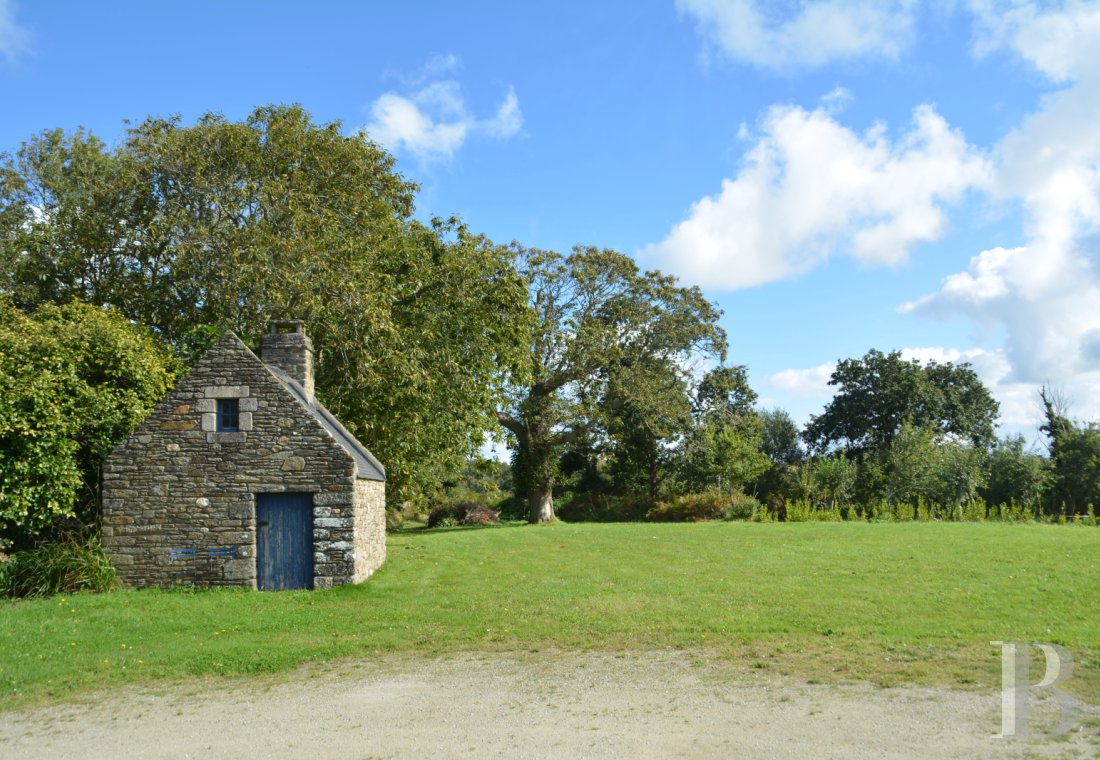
[
  {"xmin": 0, "ymin": 106, "xmax": 530, "ymax": 508},
  {"xmin": 784, "ymin": 498, "xmax": 842, "ymax": 523},
  {"xmin": 757, "ymin": 407, "xmax": 803, "ymax": 465},
  {"xmin": 0, "ymin": 299, "xmax": 178, "ymax": 546},
  {"xmin": 425, "ymin": 458, "xmax": 512, "ymax": 514},
  {"xmin": 426, "ymin": 501, "xmax": 500, "ymax": 529},
  {"xmin": 498, "ymin": 246, "xmax": 726, "ymax": 521},
  {"xmin": 555, "ymin": 492, "xmax": 655, "ymax": 522},
  {"xmin": 1040, "ymin": 388, "xmax": 1100, "ymax": 514},
  {"xmin": 803, "ymin": 349, "xmax": 999, "ymax": 456},
  {"xmin": 677, "ymin": 366, "xmax": 769, "ymax": 495},
  {"xmin": 854, "ymin": 423, "xmax": 988, "ymax": 511},
  {"xmin": 602, "ymin": 357, "xmax": 692, "ymax": 499},
  {"xmin": 807, "ymin": 454, "xmax": 857, "ymax": 511},
  {"xmin": 982, "ymin": 435, "xmax": 1049, "ymax": 512},
  {"xmin": 645, "ymin": 491, "xmax": 761, "ymax": 522},
  {"xmin": 0, "ymin": 534, "xmax": 118, "ymax": 598},
  {"xmin": 784, "ymin": 494, "xmax": 1053, "ymax": 524}
]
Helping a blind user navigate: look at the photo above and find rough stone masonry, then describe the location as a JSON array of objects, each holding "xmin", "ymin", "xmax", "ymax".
[{"xmin": 101, "ymin": 321, "xmax": 386, "ymax": 589}]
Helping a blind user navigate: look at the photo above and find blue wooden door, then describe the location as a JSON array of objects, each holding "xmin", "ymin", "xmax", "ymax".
[{"xmin": 256, "ymin": 493, "xmax": 314, "ymax": 591}]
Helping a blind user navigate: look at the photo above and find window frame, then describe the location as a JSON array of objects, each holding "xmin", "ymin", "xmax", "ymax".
[{"xmin": 216, "ymin": 398, "xmax": 240, "ymax": 432}]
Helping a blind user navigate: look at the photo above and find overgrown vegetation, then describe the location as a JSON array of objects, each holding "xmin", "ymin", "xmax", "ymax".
[
  {"xmin": 1, "ymin": 522, "xmax": 1097, "ymax": 709},
  {"xmin": 0, "ymin": 300, "xmax": 178, "ymax": 548},
  {"xmin": 0, "ymin": 534, "xmax": 117, "ymax": 599}
]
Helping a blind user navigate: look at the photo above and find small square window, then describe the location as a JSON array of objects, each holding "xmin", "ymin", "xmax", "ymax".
[{"xmin": 217, "ymin": 398, "xmax": 240, "ymax": 432}]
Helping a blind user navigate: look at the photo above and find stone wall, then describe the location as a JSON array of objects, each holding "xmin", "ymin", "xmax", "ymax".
[
  {"xmin": 102, "ymin": 331, "xmax": 375, "ymax": 589},
  {"xmin": 353, "ymin": 478, "xmax": 387, "ymax": 582}
]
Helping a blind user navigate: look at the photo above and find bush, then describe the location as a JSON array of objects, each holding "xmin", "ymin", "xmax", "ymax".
[
  {"xmin": 385, "ymin": 509, "xmax": 405, "ymax": 531},
  {"xmin": 646, "ymin": 491, "xmax": 762, "ymax": 522},
  {"xmin": 556, "ymin": 493, "xmax": 654, "ymax": 522},
  {"xmin": 0, "ymin": 300, "xmax": 179, "ymax": 548},
  {"xmin": 426, "ymin": 501, "xmax": 500, "ymax": 528},
  {"xmin": 0, "ymin": 534, "xmax": 118, "ymax": 598}
]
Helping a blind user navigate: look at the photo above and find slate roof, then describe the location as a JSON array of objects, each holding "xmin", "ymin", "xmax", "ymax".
[{"xmin": 264, "ymin": 364, "xmax": 386, "ymax": 482}]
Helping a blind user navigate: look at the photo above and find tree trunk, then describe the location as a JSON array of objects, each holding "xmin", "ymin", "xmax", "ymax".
[{"xmin": 527, "ymin": 483, "xmax": 555, "ymax": 523}]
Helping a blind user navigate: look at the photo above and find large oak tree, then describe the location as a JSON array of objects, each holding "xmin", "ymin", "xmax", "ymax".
[{"xmin": 496, "ymin": 246, "xmax": 725, "ymax": 522}]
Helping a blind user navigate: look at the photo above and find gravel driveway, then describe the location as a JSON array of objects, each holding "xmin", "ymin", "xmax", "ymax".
[{"xmin": 2, "ymin": 650, "xmax": 1096, "ymax": 759}]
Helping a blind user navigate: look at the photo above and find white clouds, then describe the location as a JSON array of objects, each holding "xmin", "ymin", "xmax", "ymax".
[
  {"xmin": 644, "ymin": 103, "xmax": 989, "ymax": 290},
  {"xmin": 0, "ymin": 0, "xmax": 30, "ymax": 63},
  {"xmin": 769, "ymin": 362, "xmax": 836, "ymax": 396},
  {"xmin": 677, "ymin": 0, "xmax": 917, "ymax": 71},
  {"xmin": 484, "ymin": 87, "xmax": 522, "ymax": 139},
  {"xmin": 366, "ymin": 58, "xmax": 522, "ymax": 163},
  {"xmin": 970, "ymin": 0, "xmax": 1100, "ymax": 83},
  {"xmin": 819, "ymin": 86, "xmax": 853, "ymax": 114},
  {"xmin": 906, "ymin": 2, "xmax": 1100, "ymax": 393}
]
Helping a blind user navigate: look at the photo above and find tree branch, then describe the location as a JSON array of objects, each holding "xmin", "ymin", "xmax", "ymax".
[{"xmin": 496, "ymin": 411, "xmax": 526, "ymax": 441}]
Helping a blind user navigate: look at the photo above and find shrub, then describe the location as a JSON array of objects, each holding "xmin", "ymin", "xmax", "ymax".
[
  {"xmin": 646, "ymin": 491, "xmax": 762, "ymax": 522},
  {"xmin": 0, "ymin": 300, "xmax": 179, "ymax": 548},
  {"xmin": 0, "ymin": 534, "xmax": 118, "ymax": 598},
  {"xmin": 385, "ymin": 509, "xmax": 405, "ymax": 531},
  {"xmin": 556, "ymin": 493, "xmax": 654, "ymax": 522},
  {"xmin": 426, "ymin": 501, "xmax": 500, "ymax": 528}
]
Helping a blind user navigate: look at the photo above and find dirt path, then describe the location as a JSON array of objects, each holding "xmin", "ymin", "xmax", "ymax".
[{"xmin": 2, "ymin": 651, "xmax": 1096, "ymax": 759}]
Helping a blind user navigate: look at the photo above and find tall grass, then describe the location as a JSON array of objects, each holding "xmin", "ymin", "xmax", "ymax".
[{"xmin": 0, "ymin": 535, "xmax": 118, "ymax": 599}]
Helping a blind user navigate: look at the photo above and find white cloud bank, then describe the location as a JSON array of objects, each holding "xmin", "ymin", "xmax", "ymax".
[
  {"xmin": 0, "ymin": 0, "xmax": 30, "ymax": 63},
  {"xmin": 366, "ymin": 58, "xmax": 522, "ymax": 163},
  {"xmin": 663, "ymin": 1, "xmax": 1100, "ymax": 430},
  {"xmin": 643, "ymin": 103, "xmax": 989, "ymax": 289},
  {"xmin": 902, "ymin": 1, "xmax": 1100, "ymax": 421},
  {"xmin": 676, "ymin": 0, "xmax": 917, "ymax": 71}
]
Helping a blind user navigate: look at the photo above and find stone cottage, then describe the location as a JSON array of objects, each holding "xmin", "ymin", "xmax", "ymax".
[{"xmin": 101, "ymin": 321, "xmax": 386, "ymax": 590}]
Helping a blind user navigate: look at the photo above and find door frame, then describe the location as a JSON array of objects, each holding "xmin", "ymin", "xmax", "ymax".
[{"xmin": 254, "ymin": 492, "xmax": 315, "ymax": 591}]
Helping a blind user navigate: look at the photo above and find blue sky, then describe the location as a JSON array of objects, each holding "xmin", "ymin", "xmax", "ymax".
[{"xmin": 3, "ymin": 1, "xmax": 1099, "ymax": 442}]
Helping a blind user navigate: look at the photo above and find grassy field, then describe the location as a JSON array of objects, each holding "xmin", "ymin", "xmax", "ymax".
[{"xmin": 1, "ymin": 521, "xmax": 1098, "ymax": 710}]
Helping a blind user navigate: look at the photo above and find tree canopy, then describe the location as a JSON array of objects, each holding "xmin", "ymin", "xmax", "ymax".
[
  {"xmin": 803, "ymin": 349, "xmax": 999, "ymax": 456},
  {"xmin": 496, "ymin": 246, "xmax": 726, "ymax": 522},
  {"xmin": 0, "ymin": 105, "xmax": 530, "ymax": 506}
]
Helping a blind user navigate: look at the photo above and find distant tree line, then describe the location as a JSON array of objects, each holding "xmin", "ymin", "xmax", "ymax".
[
  {"xmin": 446, "ymin": 348, "xmax": 1097, "ymax": 526},
  {"xmin": 1, "ymin": 105, "xmax": 1096, "ymax": 548}
]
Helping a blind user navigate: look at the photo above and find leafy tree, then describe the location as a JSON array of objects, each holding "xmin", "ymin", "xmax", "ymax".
[
  {"xmin": 1040, "ymin": 388, "xmax": 1100, "ymax": 513},
  {"xmin": 0, "ymin": 106, "xmax": 529, "ymax": 506},
  {"xmin": 751, "ymin": 407, "xmax": 804, "ymax": 509},
  {"xmin": 677, "ymin": 366, "xmax": 769, "ymax": 496},
  {"xmin": 981, "ymin": 435, "xmax": 1049, "ymax": 511},
  {"xmin": 934, "ymin": 439, "xmax": 987, "ymax": 508},
  {"xmin": 758, "ymin": 407, "xmax": 803, "ymax": 465},
  {"xmin": 808, "ymin": 454, "xmax": 857, "ymax": 511},
  {"xmin": 602, "ymin": 357, "xmax": 692, "ymax": 500},
  {"xmin": 876, "ymin": 422, "xmax": 986, "ymax": 509},
  {"xmin": 803, "ymin": 349, "xmax": 999, "ymax": 456},
  {"xmin": 496, "ymin": 246, "xmax": 725, "ymax": 522},
  {"xmin": 0, "ymin": 299, "xmax": 178, "ymax": 548}
]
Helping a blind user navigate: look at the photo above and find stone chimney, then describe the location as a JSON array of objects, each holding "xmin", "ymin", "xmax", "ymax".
[{"xmin": 261, "ymin": 320, "xmax": 314, "ymax": 399}]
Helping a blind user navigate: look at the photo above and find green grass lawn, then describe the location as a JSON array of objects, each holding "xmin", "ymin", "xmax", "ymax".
[{"xmin": 1, "ymin": 521, "xmax": 1097, "ymax": 710}]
